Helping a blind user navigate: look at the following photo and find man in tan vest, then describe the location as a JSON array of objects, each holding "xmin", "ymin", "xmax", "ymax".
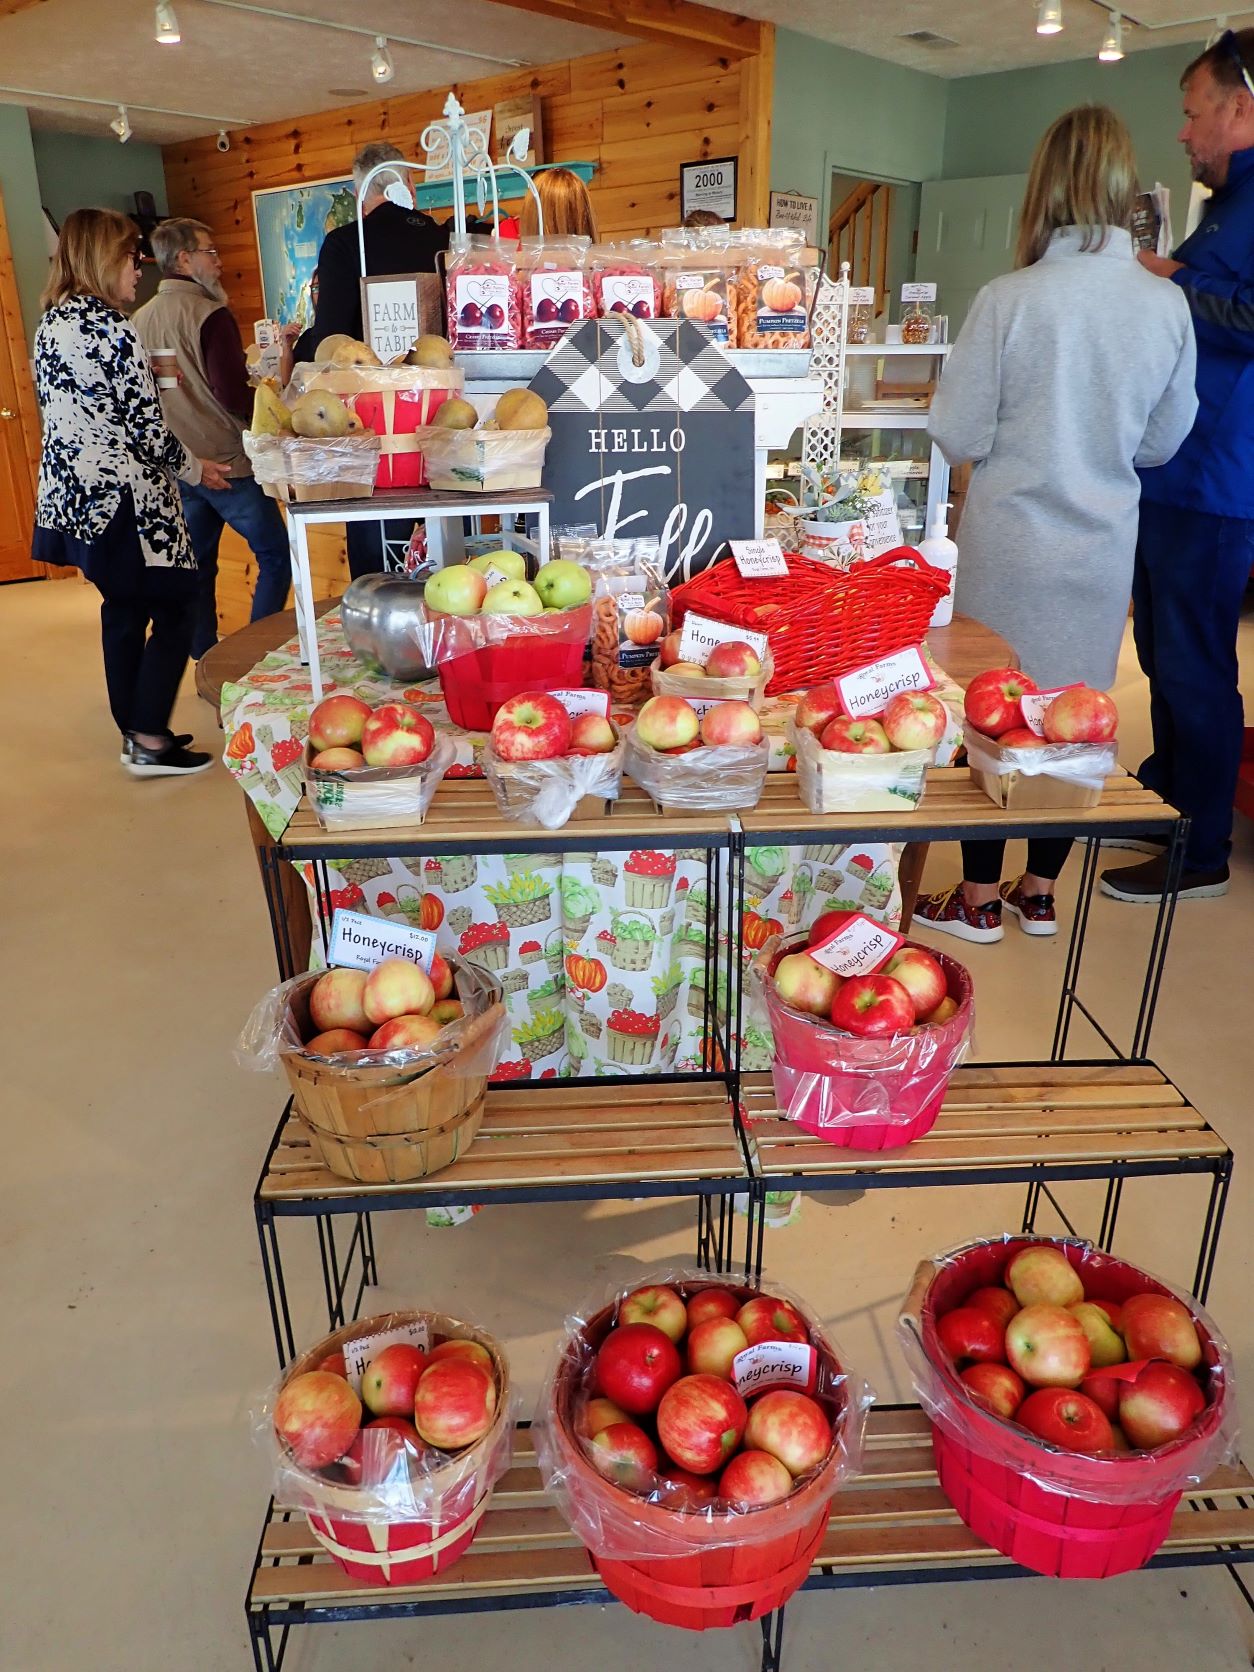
[{"xmin": 133, "ymin": 219, "xmax": 293, "ymax": 656}]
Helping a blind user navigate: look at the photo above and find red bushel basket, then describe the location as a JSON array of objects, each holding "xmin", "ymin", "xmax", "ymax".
[
  {"xmin": 753, "ymin": 933, "xmax": 973, "ymax": 1150},
  {"xmin": 427, "ymin": 603, "xmax": 593, "ymax": 731},
  {"xmin": 898, "ymin": 1237, "xmax": 1235, "ymax": 1580},
  {"xmin": 669, "ymin": 549, "xmax": 950, "ymax": 696},
  {"xmin": 536, "ymin": 1277, "xmax": 866, "ymax": 1632}
]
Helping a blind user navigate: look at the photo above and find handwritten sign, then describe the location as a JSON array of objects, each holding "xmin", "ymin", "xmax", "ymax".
[
  {"xmin": 809, "ymin": 912, "xmax": 905, "ymax": 979},
  {"xmin": 1020, "ymin": 685, "xmax": 1079, "ymax": 737},
  {"xmin": 328, "ymin": 908, "xmax": 437, "ymax": 974},
  {"xmin": 677, "ymin": 611, "xmax": 769, "ymax": 667},
  {"xmin": 836, "ymin": 646, "xmax": 934, "ymax": 719},
  {"xmin": 342, "ymin": 1319, "xmax": 431, "ymax": 1394},
  {"xmin": 729, "ymin": 537, "xmax": 788, "ymax": 579},
  {"xmin": 551, "ymin": 688, "xmax": 611, "ymax": 720}
]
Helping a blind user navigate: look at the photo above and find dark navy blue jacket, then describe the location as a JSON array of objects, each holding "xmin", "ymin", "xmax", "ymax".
[{"xmin": 1140, "ymin": 145, "xmax": 1254, "ymax": 517}]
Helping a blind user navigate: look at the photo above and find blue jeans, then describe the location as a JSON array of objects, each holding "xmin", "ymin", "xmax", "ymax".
[
  {"xmin": 1132, "ymin": 502, "xmax": 1252, "ymax": 870},
  {"xmin": 179, "ymin": 475, "xmax": 291, "ymax": 657}
]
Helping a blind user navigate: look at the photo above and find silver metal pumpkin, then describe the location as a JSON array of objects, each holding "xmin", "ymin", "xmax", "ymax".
[{"xmin": 339, "ymin": 573, "xmax": 434, "ymax": 681}]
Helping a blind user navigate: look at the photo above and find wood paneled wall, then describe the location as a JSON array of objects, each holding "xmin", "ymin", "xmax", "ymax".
[{"xmin": 163, "ymin": 35, "xmax": 772, "ymax": 636}]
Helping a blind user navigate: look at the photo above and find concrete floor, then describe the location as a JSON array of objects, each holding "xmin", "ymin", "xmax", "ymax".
[{"xmin": 2, "ymin": 577, "xmax": 1252, "ymax": 1672}]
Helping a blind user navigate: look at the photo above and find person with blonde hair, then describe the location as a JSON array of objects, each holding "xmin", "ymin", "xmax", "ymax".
[
  {"xmin": 33, "ymin": 208, "xmax": 230, "ymax": 776},
  {"xmin": 913, "ymin": 105, "xmax": 1198, "ymax": 945},
  {"xmin": 519, "ymin": 166, "xmax": 599, "ymax": 240}
]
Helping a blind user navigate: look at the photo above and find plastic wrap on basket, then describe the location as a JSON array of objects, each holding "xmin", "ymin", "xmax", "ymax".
[
  {"xmin": 305, "ymin": 734, "xmax": 455, "ymax": 831},
  {"xmin": 532, "ymin": 1267, "xmax": 871, "ymax": 1563},
  {"xmin": 896, "ymin": 1236, "xmax": 1238, "ymax": 1506},
  {"xmin": 790, "ymin": 720, "xmax": 932, "ymax": 815},
  {"xmin": 415, "ymin": 425, "xmax": 550, "ymax": 493},
  {"xmin": 484, "ymin": 733, "xmax": 624, "ymax": 829},
  {"xmin": 966, "ymin": 730, "xmax": 1117, "ymax": 796},
  {"xmin": 243, "ymin": 429, "xmax": 380, "ymax": 500},
  {"xmin": 624, "ymin": 725, "xmax": 768, "ymax": 813},
  {"xmin": 406, "ymin": 599, "xmax": 592, "ymax": 731}
]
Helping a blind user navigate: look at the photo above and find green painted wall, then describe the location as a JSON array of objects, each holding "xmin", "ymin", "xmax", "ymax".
[
  {"xmin": 32, "ymin": 129, "xmax": 168, "ymax": 225},
  {"xmin": 0, "ymin": 106, "xmax": 50, "ymax": 342}
]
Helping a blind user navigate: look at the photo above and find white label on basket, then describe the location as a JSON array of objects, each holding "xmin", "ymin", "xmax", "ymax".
[
  {"xmin": 551, "ymin": 688, "xmax": 611, "ymax": 719},
  {"xmin": 342, "ymin": 1319, "xmax": 432, "ymax": 1394},
  {"xmin": 729, "ymin": 538, "xmax": 788, "ymax": 579},
  {"xmin": 677, "ymin": 611, "xmax": 769, "ymax": 668},
  {"xmin": 328, "ymin": 909, "xmax": 437, "ymax": 974},
  {"xmin": 685, "ymin": 695, "xmax": 722, "ymax": 720},
  {"xmin": 901, "ymin": 281, "xmax": 937, "ymax": 303},
  {"xmin": 732, "ymin": 1340, "xmax": 818, "ymax": 1398},
  {"xmin": 836, "ymin": 645, "xmax": 934, "ymax": 720},
  {"xmin": 1019, "ymin": 685, "xmax": 1080, "ymax": 737},
  {"xmin": 808, "ymin": 912, "xmax": 906, "ymax": 978}
]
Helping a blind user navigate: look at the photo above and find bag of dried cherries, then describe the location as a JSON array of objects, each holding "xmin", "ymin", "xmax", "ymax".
[
  {"xmin": 445, "ymin": 235, "xmax": 523, "ymax": 351},
  {"xmin": 590, "ymin": 241, "xmax": 663, "ymax": 321},
  {"xmin": 517, "ymin": 235, "xmax": 594, "ymax": 350}
]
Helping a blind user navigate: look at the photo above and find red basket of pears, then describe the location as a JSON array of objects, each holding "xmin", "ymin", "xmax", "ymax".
[
  {"xmin": 963, "ymin": 668, "xmax": 1119, "ymax": 811},
  {"xmin": 897, "ymin": 1237, "xmax": 1236, "ymax": 1579},
  {"xmin": 268, "ymin": 1310, "xmax": 513, "ymax": 1587},
  {"xmin": 751, "ymin": 915, "xmax": 973, "ymax": 1150},
  {"xmin": 535, "ymin": 1275, "xmax": 868, "ymax": 1632}
]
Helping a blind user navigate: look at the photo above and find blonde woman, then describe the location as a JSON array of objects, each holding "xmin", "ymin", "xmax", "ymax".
[
  {"xmin": 33, "ymin": 209, "xmax": 229, "ymax": 776},
  {"xmin": 915, "ymin": 106, "xmax": 1198, "ymax": 944},
  {"xmin": 519, "ymin": 166, "xmax": 599, "ymax": 240}
]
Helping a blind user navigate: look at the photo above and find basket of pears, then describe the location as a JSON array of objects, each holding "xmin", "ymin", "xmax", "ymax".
[
  {"xmin": 243, "ymin": 378, "xmax": 380, "ymax": 503},
  {"xmin": 417, "ymin": 385, "xmax": 552, "ymax": 493}
]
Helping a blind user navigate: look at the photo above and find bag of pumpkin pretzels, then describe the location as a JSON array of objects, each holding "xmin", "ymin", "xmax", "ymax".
[
  {"xmin": 733, "ymin": 227, "xmax": 821, "ymax": 350},
  {"xmin": 558, "ymin": 535, "xmax": 670, "ymax": 707},
  {"xmin": 659, "ymin": 228, "xmax": 738, "ymax": 347}
]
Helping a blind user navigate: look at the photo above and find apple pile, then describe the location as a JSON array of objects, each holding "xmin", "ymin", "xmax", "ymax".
[
  {"xmin": 794, "ymin": 682, "xmax": 949, "ymax": 756},
  {"xmin": 656, "ymin": 635, "xmax": 765, "ymax": 686},
  {"xmin": 490, "ymin": 691, "xmax": 617, "ymax": 762},
  {"xmin": 423, "ymin": 552, "xmax": 592, "ymax": 620},
  {"xmin": 635, "ymin": 694, "xmax": 765, "ymax": 753},
  {"xmin": 577, "ymin": 1284, "xmax": 837, "ymax": 1512},
  {"xmin": 936, "ymin": 1244, "xmax": 1211, "ymax": 1455},
  {"xmin": 308, "ymin": 693, "xmax": 437, "ymax": 772},
  {"xmin": 274, "ymin": 1333, "xmax": 500, "ymax": 1489},
  {"xmin": 301, "ymin": 956, "xmax": 463, "ymax": 1054},
  {"xmin": 964, "ymin": 668, "xmax": 1118, "ymax": 747},
  {"xmin": 773, "ymin": 915, "xmax": 958, "ymax": 1039}
]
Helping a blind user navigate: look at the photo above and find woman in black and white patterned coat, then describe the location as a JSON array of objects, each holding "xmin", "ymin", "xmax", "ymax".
[{"xmin": 33, "ymin": 209, "xmax": 231, "ymax": 776}]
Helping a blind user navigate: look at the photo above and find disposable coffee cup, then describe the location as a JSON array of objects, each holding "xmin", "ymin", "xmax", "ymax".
[{"xmin": 152, "ymin": 348, "xmax": 179, "ymax": 389}]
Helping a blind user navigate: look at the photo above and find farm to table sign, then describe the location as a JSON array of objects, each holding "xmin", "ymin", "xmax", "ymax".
[{"xmin": 530, "ymin": 318, "xmax": 756, "ymax": 583}]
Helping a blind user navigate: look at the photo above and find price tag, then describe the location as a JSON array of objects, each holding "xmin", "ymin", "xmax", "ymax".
[
  {"xmin": 732, "ymin": 1340, "xmax": 819, "ymax": 1398},
  {"xmin": 901, "ymin": 281, "xmax": 937, "ymax": 303},
  {"xmin": 729, "ymin": 538, "xmax": 788, "ymax": 579},
  {"xmin": 328, "ymin": 908, "xmax": 437, "ymax": 974},
  {"xmin": 808, "ymin": 912, "xmax": 905, "ymax": 979},
  {"xmin": 848, "ymin": 286, "xmax": 875, "ymax": 306},
  {"xmin": 1019, "ymin": 685, "xmax": 1079, "ymax": 737},
  {"xmin": 551, "ymin": 688, "xmax": 611, "ymax": 720},
  {"xmin": 483, "ymin": 564, "xmax": 512, "ymax": 588},
  {"xmin": 342, "ymin": 1319, "xmax": 431, "ymax": 1394},
  {"xmin": 677, "ymin": 611, "xmax": 769, "ymax": 668},
  {"xmin": 835, "ymin": 645, "xmax": 934, "ymax": 719}
]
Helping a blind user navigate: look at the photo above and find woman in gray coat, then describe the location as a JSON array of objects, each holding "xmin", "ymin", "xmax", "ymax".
[{"xmin": 916, "ymin": 105, "xmax": 1198, "ymax": 945}]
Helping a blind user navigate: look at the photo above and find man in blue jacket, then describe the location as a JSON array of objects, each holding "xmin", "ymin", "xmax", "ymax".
[{"xmin": 1103, "ymin": 29, "xmax": 1254, "ymax": 903}]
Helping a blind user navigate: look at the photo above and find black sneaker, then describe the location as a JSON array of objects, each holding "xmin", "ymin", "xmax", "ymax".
[
  {"xmin": 120, "ymin": 730, "xmax": 194, "ymax": 763},
  {"xmin": 123, "ymin": 736, "xmax": 213, "ymax": 777},
  {"xmin": 1099, "ymin": 854, "xmax": 1229, "ymax": 903}
]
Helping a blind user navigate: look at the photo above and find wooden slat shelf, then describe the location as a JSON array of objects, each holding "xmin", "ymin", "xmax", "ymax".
[
  {"xmin": 745, "ymin": 1063, "xmax": 1229, "ymax": 1183},
  {"xmin": 246, "ymin": 1410, "xmax": 1254, "ymax": 1619}
]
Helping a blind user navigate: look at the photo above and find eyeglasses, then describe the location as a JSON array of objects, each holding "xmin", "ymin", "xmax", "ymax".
[
  {"xmin": 194, "ymin": 245, "xmax": 220, "ymax": 258},
  {"xmin": 1216, "ymin": 29, "xmax": 1254, "ymax": 99},
  {"xmin": 129, "ymin": 250, "xmax": 144, "ymax": 270}
]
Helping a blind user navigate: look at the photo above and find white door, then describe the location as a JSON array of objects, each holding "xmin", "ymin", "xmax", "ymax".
[{"xmin": 917, "ymin": 174, "xmax": 1028, "ymax": 334}]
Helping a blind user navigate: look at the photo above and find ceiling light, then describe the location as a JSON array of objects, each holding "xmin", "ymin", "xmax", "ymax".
[
  {"xmin": 110, "ymin": 104, "xmax": 132, "ymax": 143},
  {"xmin": 370, "ymin": 36, "xmax": 394, "ymax": 85},
  {"xmin": 1099, "ymin": 10, "xmax": 1124, "ymax": 60},
  {"xmin": 154, "ymin": 2, "xmax": 180, "ymax": 43},
  {"xmin": 1036, "ymin": 0, "xmax": 1063, "ymax": 34}
]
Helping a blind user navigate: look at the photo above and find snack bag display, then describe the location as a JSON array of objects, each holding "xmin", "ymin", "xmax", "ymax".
[
  {"xmin": 659, "ymin": 229, "xmax": 737, "ymax": 347},
  {"xmin": 733, "ymin": 229, "xmax": 820, "ymax": 349},
  {"xmin": 446, "ymin": 236, "xmax": 523, "ymax": 352},
  {"xmin": 518, "ymin": 235, "xmax": 594, "ymax": 349},
  {"xmin": 590, "ymin": 242, "xmax": 663, "ymax": 322},
  {"xmin": 562, "ymin": 536, "xmax": 670, "ymax": 706}
]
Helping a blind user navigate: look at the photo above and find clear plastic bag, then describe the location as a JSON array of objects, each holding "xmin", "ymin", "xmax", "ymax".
[
  {"xmin": 896, "ymin": 1235, "xmax": 1238, "ymax": 1504},
  {"xmin": 731, "ymin": 228, "xmax": 820, "ymax": 350},
  {"xmin": 790, "ymin": 719, "xmax": 933, "ymax": 815},
  {"xmin": 415, "ymin": 424, "xmax": 550, "ymax": 492},
  {"xmin": 624, "ymin": 724, "xmax": 768, "ymax": 813},
  {"xmin": 966, "ymin": 729, "xmax": 1117, "ymax": 809},
  {"xmin": 532, "ymin": 1267, "xmax": 872, "ymax": 1560},
  {"xmin": 484, "ymin": 733, "xmax": 624, "ymax": 829},
  {"xmin": 517, "ymin": 234, "xmax": 594, "ymax": 348},
  {"xmin": 285, "ymin": 362, "xmax": 465, "ymax": 403},
  {"xmin": 258, "ymin": 1309, "xmax": 517, "ymax": 1525},
  {"xmin": 243, "ymin": 429, "xmax": 379, "ymax": 501},
  {"xmin": 305, "ymin": 734, "xmax": 455, "ymax": 831},
  {"xmin": 445, "ymin": 235, "xmax": 523, "ymax": 351},
  {"xmin": 659, "ymin": 228, "xmax": 737, "ymax": 347},
  {"xmin": 590, "ymin": 241, "xmax": 663, "ymax": 320}
]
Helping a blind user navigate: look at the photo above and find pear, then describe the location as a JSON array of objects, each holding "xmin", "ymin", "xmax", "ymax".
[
  {"xmin": 344, "ymin": 413, "xmax": 367, "ymax": 434},
  {"xmin": 495, "ymin": 388, "xmax": 549, "ymax": 431},
  {"xmin": 407, "ymin": 334, "xmax": 454, "ymax": 368},
  {"xmin": 432, "ymin": 397, "xmax": 478, "ymax": 431},
  {"xmin": 313, "ymin": 333, "xmax": 356, "ymax": 364},
  {"xmin": 330, "ymin": 339, "xmax": 382, "ymax": 369},
  {"xmin": 289, "ymin": 391, "xmax": 352, "ymax": 438},
  {"xmin": 250, "ymin": 381, "xmax": 292, "ymax": 436}
]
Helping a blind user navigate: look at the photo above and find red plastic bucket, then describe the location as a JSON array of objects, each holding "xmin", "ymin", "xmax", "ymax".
[
  {"xmin": 433, "ymin": 603, "xmax": 592, "ymax": 730},
  {"xmin": 909, "ymin": 1237, "xmax": 1230, "ymax": 1578},
  {"xmin": 762, "ymin": 935, "xmax": 972, "ymax": 1150}
]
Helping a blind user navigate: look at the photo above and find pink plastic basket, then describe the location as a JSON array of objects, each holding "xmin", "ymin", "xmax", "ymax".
[{"xmin": 432, "ymin": 604, "xmax": 592, "ymax": 731}]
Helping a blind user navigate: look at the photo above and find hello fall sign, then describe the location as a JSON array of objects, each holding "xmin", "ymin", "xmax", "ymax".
[{"xmin": 527, "ymin": 318, "xmax": 756, "ymax": 584}]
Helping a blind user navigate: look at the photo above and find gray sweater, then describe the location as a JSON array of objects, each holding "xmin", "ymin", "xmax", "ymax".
[{"xmin": 928, "ymin": 226, "xmax": 1198, "ymax": 689}]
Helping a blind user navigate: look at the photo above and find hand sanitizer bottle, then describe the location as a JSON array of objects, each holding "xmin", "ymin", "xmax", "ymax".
[{"xmin": 919, "ymin": 501, "xmax": 957, "ymax": 629}]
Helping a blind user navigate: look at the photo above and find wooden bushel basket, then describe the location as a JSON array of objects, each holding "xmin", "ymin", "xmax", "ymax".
[{"xmin": 301, "ymin": 1096, "xmax": 486, "ymax": 1185}]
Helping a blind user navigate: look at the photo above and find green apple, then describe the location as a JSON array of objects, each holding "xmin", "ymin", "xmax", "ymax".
[
  {"xmin": 481, "ymin": 579, "xmax": 544, "ymax": 616},
  {"xmin": 424, "ymin": 563, "xmax": 488, "ymax": 616},
  {"xmin": 534, "ymin": 558, "xmax": 592, "ymax": 610},
  {"xmin": 469, "ymin": 549, "xmax": 527, "ymax": 583}
]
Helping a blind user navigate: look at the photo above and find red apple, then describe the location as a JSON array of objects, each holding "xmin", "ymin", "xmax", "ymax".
[
  {"xmin": 743, "ymin": 1389, "xmax": 831, "ymax": 1476},
  {"xmin": 1068, "ymin": 1302, "xmax": 1126, "ymax": 1368},
  {"xmin": 966, "ymin": 1287, "xmax": 1020, "ymax": 1332},
  {"xmin": 427, "ymin": 953, "xmax": 454, "ymax": 1003},
  {"xmin": 362, "ymin": 1343, "xmax": 428, "ymax": 1417},
  {"xmin": 430, "ymin": 999, "xmax": 464, "ymax": 1025},
  {"xmin": 342, "ymin": 1415, "xmax": 425, "ymax": 1487},
  {"xmin": 808, "ymin": 909, "xmax": 854, "ymax": 947},
  {"xmin": 368, "ymin": 1014, "xmax": 442, "ymax": 1051},
  {"xmin": 309, "ymin": 967, "xmax": 370, "ymax": 1034},
  {"xmin": 658, "ymin": 629, "xmax": 684, "ymax": 669},
  {"xmin": 772, "ymin": 950, "xmax": 841, "ymax": 1017},
  {"xmin": 413, "ymin": 1358, "xmax": 497, "ymax": 1450},
  {"xmin": 686, "ymin": 1288, "xmax": 741, "ymax": 1329},
  {"xmin": 999, "ymin": 726, "xmax": 1048, "ymax": 748},
  {"xmin": 829, "ymin": 973, "xmax": 915, "ymax": 1038},
  {"xmin": 275, "ymin": 1370, "xmax": 362, "ymax": 1469},
  {"xmin": 1042, "ymin": 687, "xmax": 1118, "ymax": 744},
  {"xmin": 1005, "ymin": 1245, "xmax": 1084, "ymax": 1309},
  {"xmin": 361, "ymin": 703, "xmax": 436, "ymax": 768},
  {"xmin": 937, "ymin": 1307, "xmax": 1006, "ymax": 1366},
  {"xmin": 1119, "ymin": 1293, "xmax": 1202, "ymax": 1370},
  {"xmin": 705, "ymin": 640, "xmax": 762, "ymax": 680},
  {"xmin": 428, "ymin": 1339, "xmax": 494, "ymax": 1374},
  {"xmin": 309, "ymin": 693, "xmax": 372, "ymax": 752},
  {"xmin": 881, "ymin": 691, "xmax": 947, "ymax": 752},
  {"xmin": 578, "ymin": 1396, "xmax": 629, "ymax": 1438},
  {"xmin": 1005, "ymin": 1303, "xmax": 1091, "ymax": 1388},
  {"xmin": 658, "ymin": 1466, "xmax": 719, "ymax": 1508},
  {"xmin": 820, "ymin": 715, "xmax": 892, "ymax": 754},
  {"xmin": 305, "ymin": 1027, "xmax": 370, "ymax": 1055},
  {"xmin": 569, "ymin": 713, "xmax": 617, "ymax": 754},
  {"xmin": 794, "ymin": 683, "xmax": 843, "ymax": 737},
  {"xmin": 1108, "ymin": 1423, "xmax": 1132, "ymax": 1451},
  {"xmin": 588, "ymin": 1421, "xmax": 658, "ymax": 1490},
  {"xmin": 594, "ymin": 1323, "xmax": 683, "ymax": 1415},
  {"xmin": 964, "ymin": 667, "xmax": 1038, "ymax": 737},
  {"xmin": 1119, "ymin": 1362, "xmax": 1207, "ymax": 1449},
  {"xmin": 620, "ymin": 1285, "xmax": 688, "ymax": 1343},
  {"xmin": 319, "ymin": 1350, "xmax": 348, "ymax": 1378},
  {"xmin": 1080, "ymin": 1367, "xmax": 1131, "ymax": 1422},
  {"xmin": 635, "ymin": 695, "xmax": 700, "ymax": 751},
  {"xmin": 960, "ymin": 1362, "xmax": 1026, "ymax": 1420},
  {"xmin": 719, "ymin": 1448, "xmax": 793, "ymax": 1507},
  {"xmin": 700, "ymin": 700, "xmax": 762, "ymax": 747},
  {"xmin": 363, "ymin": 957, "xmax": 435, "ymax": 1024},
  {"xmin": 656, "ymin": 1374, "xmax": 747, "ymax": 1474},
  {"xmin": 687, "ymin": 1317, "xmax": 749, "ymax": 1380},
  {"xmin": 1017, "ymin": 1388, "xmax": 1115, "ymax": 1453},
  {"xmin": 491, "ymin": 692, "xmax": 572, "ymax": 761},
  {"xmin": 736, "ymin": 1296, "xmax": 809, "ymax": 1348},
  {"xmin": 881, "ymin": 947, "xmax": 946, "ymax": 1021},
  {"xmin": 667, "ymin": 662, "xmax": 706, "ymax": 679},
  {"xmin": 310, "ymin": 746, "xmax": 366, "ymax": 770},
  {"xmin": 1089, "ymin": 1298, "xmax": 1123, "ymax": 1329}
]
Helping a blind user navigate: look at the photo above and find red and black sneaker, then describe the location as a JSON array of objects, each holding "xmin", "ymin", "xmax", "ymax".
[
  {"xmin": 999, "ymin": 876, "xmax": 1057, "ymax": 937},
  {"xmin": 912, "ymin": 885, "xmax": 1004, "ymax": 944}
]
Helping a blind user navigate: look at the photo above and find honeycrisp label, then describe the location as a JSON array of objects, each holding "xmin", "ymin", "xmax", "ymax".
[
  {"xmin": 342, "ymin": 1319, "xmax": 431, "ymax": 1394},
  {"xmin": 551, "ymin": 688, "xmax": 611, "ymax": 720},
  {"xmin": 328, "ymin": 908, "xmax": 437, "ymax": 974},
  {"xmin": 732, "ymin": 1340, "xmax": 819, "ymax": 1398},
  {"xmin": 835, "ymin": 644, "xmax": 933, "ymax": 720},
  {"xmin": 729, "ymin": 537, "xmax": 789, "ymax": 579},
  {"xmin": 677, "ymin": 611, "xmax": 769, "ymax": 668},
  {"xmin": 808, "ymin": 912, "xmax": 906, "ymax": 979},
  {"xmin": 1019, "ymin": 685, "xmax": 1079, "ymax": 737},
  {"xmin": 482, "ymin": 563, "xmax": 513, "ymax": 588}
]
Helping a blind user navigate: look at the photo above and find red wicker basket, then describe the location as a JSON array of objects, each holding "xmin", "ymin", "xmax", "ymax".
[{"xmin": 670, "ymin": 549, "xmax": 950, "ymax": 696}]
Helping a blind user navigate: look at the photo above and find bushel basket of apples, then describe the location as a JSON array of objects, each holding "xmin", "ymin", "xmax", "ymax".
[
  {"xmin": 789, "ymin": 682, "xmax": 949, "ymax": 815},
  {"xmin": 897, "ymin": 1235, "xmax": 1236, "ymax": 1580},
  {"xmin": 651, "ymin": 634, "xmax": 774, "ymax": 710},
  {"xmin": 964, "ymin": 668, "xmax": 1119, "ymax": 810},
  {"xmin": 485, "ymin": 691, "xmax": 624, "ymax": 829},
  {"xmin": 534, "ymin": 1273, "xmax": 869, "ymax": 1632},
  {"xmin": 752, "ymin": 925, "xmax": 973, "ymax": 1150},
  {"xmin": 624, "ymin": 694, "xmax": 771, "ymax": 814},
  {"xmin": 304, "ymin": 693, "xmax": 455, "ymax": 831},
  {"xmin": 266, "ymin": 1308, "xmax": 513, "ymax": 1587}
]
